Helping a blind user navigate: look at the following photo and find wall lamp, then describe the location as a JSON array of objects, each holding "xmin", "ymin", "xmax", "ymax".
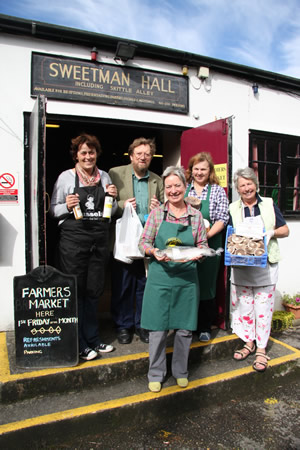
[
  {"xmin": 182, "ymin": 65, "xmax": 189, "ymax": 76},
  {"xmin": 252, "ymin": 83, "xmax": 259, "ymax": 95},
  {"xmin": 115, "ymin": 41, "xmax": 137, "ymax": 62},
  {"xmin": 91, "ymin": 47, "xmax": 98, "ymax": 62}
]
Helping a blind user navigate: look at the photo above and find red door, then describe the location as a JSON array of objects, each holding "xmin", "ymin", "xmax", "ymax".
[{"xmin": 181, "ymin": 117, "xmax": 232, "ymax": 329}]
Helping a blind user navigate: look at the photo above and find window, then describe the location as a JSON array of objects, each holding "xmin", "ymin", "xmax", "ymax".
[{"xmin": 249, "ymin": 130, "xmax": 300, "ymax": 217}]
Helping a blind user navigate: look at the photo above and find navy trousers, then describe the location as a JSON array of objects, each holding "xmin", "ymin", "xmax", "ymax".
[{"xmin": 111, "ymin": 258, "xmax": 146, "ymax": 330}]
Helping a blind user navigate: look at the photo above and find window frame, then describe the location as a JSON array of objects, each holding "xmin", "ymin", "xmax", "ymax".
[{"xmin": 249, "ymin": 129, "xmax": 300, "ymax": 219}]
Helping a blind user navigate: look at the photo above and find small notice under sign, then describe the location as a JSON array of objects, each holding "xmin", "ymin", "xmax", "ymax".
[
  {"xmin": 215, "ymin": 164, "xmax": 227, "ymax": 188},
  {"xmin": 0, "ymin": 172, "xmax": 18, "ymax": 203}
]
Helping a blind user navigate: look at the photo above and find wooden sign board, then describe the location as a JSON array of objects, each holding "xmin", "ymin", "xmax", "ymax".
[{"xmin": 14, "ymin": 266, "xmax": 78, "ymax": 368}]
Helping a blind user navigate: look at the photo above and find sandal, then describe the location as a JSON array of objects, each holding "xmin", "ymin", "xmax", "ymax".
[
  {"xmin": 252, "ymin": 352, "xmax": 270, "ymax": 372},
  {"xmin": 233, "ymin": 343, "xmax": 256, "ymax": 361}
]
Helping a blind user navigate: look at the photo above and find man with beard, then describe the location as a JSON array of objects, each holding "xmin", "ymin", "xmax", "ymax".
[{"xmin": 109, "ymin": 137, "xmax": 164, "ymax": 345}]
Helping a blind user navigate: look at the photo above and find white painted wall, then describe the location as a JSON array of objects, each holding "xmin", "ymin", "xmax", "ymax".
[{"xmin": 0, "ymin": 33, "xmax": 299, "ymax": 330}]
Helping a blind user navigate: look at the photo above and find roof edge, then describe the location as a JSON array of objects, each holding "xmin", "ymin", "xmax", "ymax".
[{"xmin": 1, "ymin": 13, "xmax": 300, "ymax": 92}]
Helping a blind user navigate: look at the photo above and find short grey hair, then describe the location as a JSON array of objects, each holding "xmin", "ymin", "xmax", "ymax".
[
  {"xmin": 233, "ymin": 167, "xmax": 259, "ymax": 191},
  {"xmin": 162, "ymin": 166, "xmax": 186, "ymax": 187}
]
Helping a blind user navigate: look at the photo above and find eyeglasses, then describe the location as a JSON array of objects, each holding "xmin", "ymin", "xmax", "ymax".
[{"xmin": 133, "ymin": 152, "xmax": 152, "ymax": 160}]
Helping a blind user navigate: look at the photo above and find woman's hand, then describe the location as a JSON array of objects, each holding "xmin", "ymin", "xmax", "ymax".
[
  {"xmin": 190, "ymin": 254, "xmax": 205, "ymax": 261},
  {"xmin": 152, "ymin": 248, "xmax": 171, "ymax": 262},
  {"xmin": 66, "ymin": 193, "xmax": 80, "ymax": 211},
  {"xmin": 206, "ymin": 220, "xmax": 224, "ymax": 240},
  {"xmin": 150, "ymin": 195, "xmax": 160, "ymax": 210},
  {"xmin": 263, "ymin": 230, "xmax": 274, "ymax": 245},
  {"xmin": 106, "ymin": 184, "xmax": 118, "ymax": 199}
]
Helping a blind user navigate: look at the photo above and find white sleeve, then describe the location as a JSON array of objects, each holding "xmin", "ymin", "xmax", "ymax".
[{"xmin": 49, "ymin": 171, "xmax": 74, "ymax": 220}]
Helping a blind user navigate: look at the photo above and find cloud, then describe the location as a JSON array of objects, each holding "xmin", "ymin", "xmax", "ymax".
[{"xmin": 1, "ymin": 0, "xmax": 300, "ymax": 77}]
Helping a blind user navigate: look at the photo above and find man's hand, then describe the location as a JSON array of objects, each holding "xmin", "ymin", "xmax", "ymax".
[{"xmin": 124, "ymin": 197, "xmax": 136, "ymax": 210}]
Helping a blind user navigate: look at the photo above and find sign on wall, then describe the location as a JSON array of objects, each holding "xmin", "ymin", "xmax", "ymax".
[
  {"xmin": 31, "ymin": 52, "xmax": 189, "ymax": 114},
  {"xmin": 0, "ymin": 171, "xmax": 18, "ymax": 203},
  {"xmin": 215, "ymin": 164, "xmax": 228, "ymax": 188},
  {"xmin": 14, "ymin": 265, "xmax": 78, "ymax": 368}
]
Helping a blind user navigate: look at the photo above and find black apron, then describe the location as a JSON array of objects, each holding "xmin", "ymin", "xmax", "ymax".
[{"xmin": 58, "ymin": 172, "xmax": 109, "ymax": 299}]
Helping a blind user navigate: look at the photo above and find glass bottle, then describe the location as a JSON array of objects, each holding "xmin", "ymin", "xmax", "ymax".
[
  {"xmin": 73, "ymin": 192, "xmax": 83, "ymax": 220},
  {"xmin": 102, "ymin": 192, "xmax": 113, "ymax": 221}
]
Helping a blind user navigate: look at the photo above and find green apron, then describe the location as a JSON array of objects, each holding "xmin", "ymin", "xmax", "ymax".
[
  {"xmin": 141, "ymin": 213, "xmax": 199, "ymax": 331},
  {"xmin": 185, "ymin": 184, "xmax": 222, "ymax": 300}
]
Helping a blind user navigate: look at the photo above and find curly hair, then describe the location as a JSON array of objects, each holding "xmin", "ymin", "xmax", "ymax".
[
  {"xmin": 185, "ymin": 152, "xmax": 220, "ymax": 185},
  {"xmin": 70, "ymin": 133, "xmax": 102, "ymax": 162}
]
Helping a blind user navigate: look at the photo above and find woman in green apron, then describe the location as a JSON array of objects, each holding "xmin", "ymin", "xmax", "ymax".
[
  {"xmin": 139, "ymin": 166, "xmax": 208, "ymax": 393},
  {"xmin": 185, "ymin": 153, "xmax": 229, "ymax": 341}
]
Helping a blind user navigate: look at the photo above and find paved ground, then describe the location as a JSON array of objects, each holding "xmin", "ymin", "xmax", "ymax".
[
  {"xmin": 37, "ymin": 322, "xmax": 300, "ymax": 450},
  {"xmin": 40, "ymin": 376, "xmax": 300, "ymax": 449}
]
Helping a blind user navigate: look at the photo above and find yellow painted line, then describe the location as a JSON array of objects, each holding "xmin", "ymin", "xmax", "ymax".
[
  {"xmin": 0, "ymin": 332, "xmax": 238, "ymax": 382},
  {"xmin": 269, "ymin": 335, "xmax": 300, "ymax": 353},
  {"xmin": 191, "ymin": 333, "xmax": 239, "ymax": 347},
  {"xmin": 1, "ymin": 331, "xmax": 298, "ymax": 383},
  {"xmin": 0, "ymin": 351, "xmax": 150, "ymax": 383},
  {"xmin": 0, "ymin": 333, "xmax": 10, "ymax": 377},
  {"xmin": 0, "ymin": 350, "xmax": 299, "ymax": 435},
  {"xmin": 0, "ymin": 332, "xmax": 149, "ymax": 383}
]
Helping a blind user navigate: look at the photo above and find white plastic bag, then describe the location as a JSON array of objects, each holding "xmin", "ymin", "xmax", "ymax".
[{"xmin": 113, "ymin": 203, "xmax": 144, "ymax": 264}]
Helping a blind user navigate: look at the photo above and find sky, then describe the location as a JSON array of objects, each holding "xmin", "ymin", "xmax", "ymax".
[{"xmin": 1, "ymin": 0, "xmax": 300, "ymax": 78}]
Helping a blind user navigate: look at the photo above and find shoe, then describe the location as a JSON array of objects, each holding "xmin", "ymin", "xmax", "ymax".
[
  {"xmin": 199, "ymin": 332, "xmax": 211, "ymax": 342},
  {"xmin": 94, "ymin": 343, "xmax": 114, "ymax": 353},
  {"xmin": 253, "ymin": 352, "xmax": 270, "ymax": 372},
  {"xmin": 117, "ymin": 328, "xmax": 132, "ymax": 344},
  {"xmin": 233, "ymin": 343, "xmax": 256, "ymax": 361},
  {"xmin": 177, "ymin": 378, "xmax": 189, "ymax": 388},
  {"xmin": 135, "ymin": 327, "xmax": 149, "ymax": 343},
  {"xmin": 79, "ymin": 347, "xmax": 98, "ymax": 361},
  {"xmin": 148, "ymin": 382, "xmax": 161, "ymax": 392}
]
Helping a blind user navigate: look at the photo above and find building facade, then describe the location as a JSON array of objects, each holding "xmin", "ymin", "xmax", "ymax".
[{"xmin": 0, "ymin": 14, "xmax": 299, "ymax": 331}]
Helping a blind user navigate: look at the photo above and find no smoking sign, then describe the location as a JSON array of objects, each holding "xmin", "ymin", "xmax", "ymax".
[{"xmin": 0, "ymin": 172, "xmax": 18, "ymax": 203}]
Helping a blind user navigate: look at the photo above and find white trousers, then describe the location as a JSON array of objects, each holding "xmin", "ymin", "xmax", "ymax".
[{"xmin": 231, "ymin": 284, "xmax": 275, "ymax": 349}]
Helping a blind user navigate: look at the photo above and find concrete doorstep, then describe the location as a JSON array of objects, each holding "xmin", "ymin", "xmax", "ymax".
[{"xmin": 0, "ymin": 323, "xmax": 299, "ymax": 449}]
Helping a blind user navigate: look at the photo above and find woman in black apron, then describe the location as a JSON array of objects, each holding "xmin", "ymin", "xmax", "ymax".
[
  {"xmin": 50, "ymin": 133, "xmax": 117, "ymax": 361},
  {"xmin": 185, "ymin": 153, "xmax": 229, "ymax": 341},
  {"xmin": 139, "ymin": 166, "xmax": 208, "ymax": 392}
]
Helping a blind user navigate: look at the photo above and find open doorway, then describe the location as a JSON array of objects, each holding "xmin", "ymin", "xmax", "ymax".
[
  {"xmin": 45, "ymin": 114, "xmax": 186, "ymax": 267},
  {"xmin": 44, "ymin": 114, "xmax": 185, "ymax": 313}
]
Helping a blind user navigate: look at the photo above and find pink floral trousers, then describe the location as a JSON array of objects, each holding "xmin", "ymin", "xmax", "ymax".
[{"xmin": 231, "ymin": 284, "xmax": 275, "ymax": 349}]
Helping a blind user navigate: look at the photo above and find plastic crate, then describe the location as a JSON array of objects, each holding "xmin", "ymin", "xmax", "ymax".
[{"xmin": 224, "ymin": 226, "xmax": 268, "ymax": 268}]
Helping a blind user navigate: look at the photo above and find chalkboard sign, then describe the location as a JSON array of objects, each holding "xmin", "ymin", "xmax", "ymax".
[{"xmin": 14, "ymin": 265, "xmax": 78, "ymax": 368}]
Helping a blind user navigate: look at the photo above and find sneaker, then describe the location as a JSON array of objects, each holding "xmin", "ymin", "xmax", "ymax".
[
  {"xmin": 94, "ymin": 343, "xmax": 114, "ymax": 353},
  {"xmin": 176, "ymin": 378, "xmax": 189, "ymax": 388},
  {"xmin": 79, "ymin": 347, "xmax": 98, "ymax": 361},
  {"xmin": 148, "ymin": 382, "xmax": 161, "ymax": 392},
  {"xmin": 199, "ymin": 332, "xmax": 211, "ymax": 342}
]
